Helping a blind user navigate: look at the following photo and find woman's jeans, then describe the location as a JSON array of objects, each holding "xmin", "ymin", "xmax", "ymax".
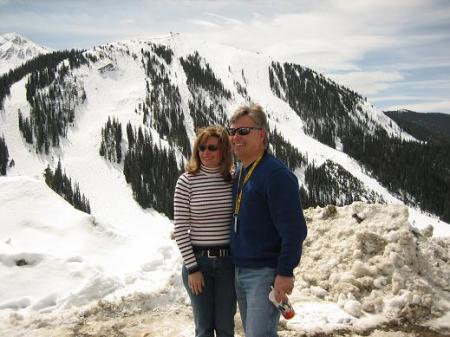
[
  {"xmin": 182, "ymin": 255, "xmax": 236, "ymax": 337},
  {"xmin": 235, "ymin": 266, "xmax": 280, "ymax": 337}
]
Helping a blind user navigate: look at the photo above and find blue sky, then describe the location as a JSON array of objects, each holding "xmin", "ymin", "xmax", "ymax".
[{"xmin": 1, "ymin": 0, "xmax": 450, "ymax": 113}]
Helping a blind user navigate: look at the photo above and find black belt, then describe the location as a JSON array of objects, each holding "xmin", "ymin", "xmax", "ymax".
[{"xmin": 193, "ymin": 247, "xmax": 230, "ymax": 258}]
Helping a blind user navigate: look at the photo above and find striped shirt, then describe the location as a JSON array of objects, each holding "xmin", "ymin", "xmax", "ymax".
[{"xmin": 173, "ymin": 165, "xmax": 233, "ymax": 273}]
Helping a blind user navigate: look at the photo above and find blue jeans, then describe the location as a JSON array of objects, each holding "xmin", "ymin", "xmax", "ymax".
[
  {"xmin": 182, "ymin": 256, "xmax": 236, "ymax": 337},
  {"xmin": 235, "ymin": 267, "xmax": 280, "ymax": 337}
]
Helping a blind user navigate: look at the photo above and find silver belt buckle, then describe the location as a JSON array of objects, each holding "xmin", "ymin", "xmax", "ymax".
[{"xmin": 207, "ymin": 250, "xmax": 217, "ymax": 258}]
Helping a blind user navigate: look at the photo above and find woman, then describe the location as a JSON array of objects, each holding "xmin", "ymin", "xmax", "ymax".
[{"xmin": 173, "ymin": 126, "xmax": 236, "ymax": 337}]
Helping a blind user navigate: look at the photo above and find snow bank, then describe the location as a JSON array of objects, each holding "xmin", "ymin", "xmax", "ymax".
[
  {"xmin": 1, "ymin": 195, "xmax": 449, "ymax": 336},
  {"xmin": 289, "ymin": 202, "xmax": 450, "ymax": 334},
  {"xmin": 0, "ymin": 176, "xmax": 181, "ymax": 317}
]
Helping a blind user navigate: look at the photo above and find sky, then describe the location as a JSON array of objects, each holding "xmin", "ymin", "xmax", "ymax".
[{"xmin": 1, "ymin": 0, "xmax": 450, "ymax": 113}]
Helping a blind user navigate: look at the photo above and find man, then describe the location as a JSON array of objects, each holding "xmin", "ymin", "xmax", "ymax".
[{"xmin": 229, "ymin": 104, "xmax": 307, "ymax": 337}]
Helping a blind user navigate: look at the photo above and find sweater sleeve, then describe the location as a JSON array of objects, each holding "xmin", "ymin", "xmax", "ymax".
[
  {"xmin": 266, "ymin": 168, "xmax": 307, "ymax": 277},
  {"xmin": 173, "ymin": 174, "xmax": 200, "ymax": 274}
]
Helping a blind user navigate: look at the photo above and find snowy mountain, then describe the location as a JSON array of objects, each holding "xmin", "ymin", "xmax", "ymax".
[
  {"xmin": 0, "ymin": 32, "xmax": 50, "ymax": 75},
  {"xmin": 0, "ymin": 34, "xmax": 449, "ymax": 336},
  {"xmin": 1, "ymin": 34, "xmax": 448, "ymax": 221}
]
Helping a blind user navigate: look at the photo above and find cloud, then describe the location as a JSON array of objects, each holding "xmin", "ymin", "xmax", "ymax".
[
  {"xmin": 390, "ymin": 79, "xmax": 450, "ymax": 90},
  {"xmin": 119, "ymin": 19, "xmax": 135, "ymax": 25},
  {"xmin": 203, "ymin": 12, "xmax": 243, "ymax": 26},
  {"xmin": 384, "ymin": 100, "xmax": 450, "ymax": 114},
  {"xmin": 1, "ymin": 0, "xmax": 448, "ymax": 112},
  {"xmin": 190, "ymin": 7, "xmax": 405, "ymax": 71},
  {"xmin": 327, "ymin": 71, "xmax": 404, "ymax": 96},
  {"xmin": 371, "ymin": 95, "xmax": 449, "ymax": 102},
  {"xmin": 3, "ymin": 0, "xmax": 447, "ymax": 71},
  {"xmin": 189, "ymin": 19, "xmax": 220, "ymax": 28}
]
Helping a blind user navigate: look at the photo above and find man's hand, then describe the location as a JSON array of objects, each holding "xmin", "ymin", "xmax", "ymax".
[
  {"xmin": 273, "ymin": 275, "xmax": 294, "ymax": 302},
  {"xmin": 188, "ymin": 271, "xmax": 205, "ymax": 295}
]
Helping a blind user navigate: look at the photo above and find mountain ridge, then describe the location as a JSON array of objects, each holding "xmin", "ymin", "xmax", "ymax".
[
  {"xmin": 0, "ymin": 33, "xmax": 448, "ymax": 223},
  {"xmin": 0, "ymin": 32, "xmax": 50, "ymax": 75},
  {"xmin": 384, "ymin": 109, "xmax": 450, "ymax": 146}
]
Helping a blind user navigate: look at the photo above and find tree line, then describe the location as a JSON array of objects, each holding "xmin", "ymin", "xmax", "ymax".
[
  {"xmin": 0, "ymin": 49, "xmax": 87, "ymax": 110},
  {"xmin": 269, "ymin": 128, "xmax": 307, "ymax": 171},
  {"xmin": 302, "ymin": 160, "xmax": 385, "ymax": 208},
  {"xmin": 23, "ymin": 51, "xmax": 87, "ymax": 154},
  {"xmin": 342, "ymin": 127, "xmax": 450, "ymax": 222},
  {"xmin": 269, "ymin": 61, "xmax": 362, "ymax": 148},
  {"xmin": 180, "ymin": 51, "xmax": 231, "ymax": 100},
  {"xmin": 151, "ymin": 44, "xmax": 173, "ymax": 65},
  {"xmin": 384, "ymin": 110, "xmax": 450, "ymax": 146},
  {"xmin": 99, "ymin": 116, "xmax": 123, "ymax": 163},
  {"xmin": 269, "ymin": 60, "xmax": 450, "ymax": 222},
  {"xmin": 180, "ymin": 51, "xmax": 230, "ymax": 131},
  {"xmin": 44, "ymin": 159, "xmax": 91, "ymax": 214},
  {"xmin": 266, "ymin": 127, "xmax": 382, "ymax": 209},
  {"xmin": 123, "ymin": 123, "xmax": 182, "ymax": 219},
  {"xmin": 140, "ymin": 47, "xmax": 191, "ymax": 158}
]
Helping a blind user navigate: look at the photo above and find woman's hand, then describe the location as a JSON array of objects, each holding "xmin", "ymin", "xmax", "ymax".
[{"xmin": 188, "ymin": 271, "xmax": 205, "ymax": 295}]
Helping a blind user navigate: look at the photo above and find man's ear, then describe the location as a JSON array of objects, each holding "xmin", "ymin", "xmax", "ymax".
[{"xmin": 259, "ymin": 129, "xmax": 266, "ymax": 143}]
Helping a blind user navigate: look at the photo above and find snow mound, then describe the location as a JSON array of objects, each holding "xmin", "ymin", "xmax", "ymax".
[
  {"xmin": 0, "ymin": 176, "xmax": 181, "ymax": 317},
  {"xmin": 289, "ymin": 202, "xmax": 450, "ymax": 334}
]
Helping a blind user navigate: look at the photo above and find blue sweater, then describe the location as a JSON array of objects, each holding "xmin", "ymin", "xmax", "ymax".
[{"xmin": 231, "ymin": 152, "xmax": 307, "ymax": 277}]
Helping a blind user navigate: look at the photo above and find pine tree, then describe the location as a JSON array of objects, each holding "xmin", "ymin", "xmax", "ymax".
[
  {"xmin": 99, "ymin": 117, "xmax": 122, "ymax": 163},
  {"xmin": 123, "ymin": 125, "xmax": 182, "ymax": 219},
  {"xmin": 54, "ymin": 159, "xmax": 64, "ymax": 194},
  {"xmin": 43, "ymin": 161, "xmax": 91, "ymax": 214},
  {"xmin": 0, "ymin": 135, "xmax": 9, "ymax": 175}
]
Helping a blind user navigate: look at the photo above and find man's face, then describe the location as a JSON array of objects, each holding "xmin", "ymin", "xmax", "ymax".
[{"xmin": 230, "ymin": 115, "xmax": 265, "ymax": 161}]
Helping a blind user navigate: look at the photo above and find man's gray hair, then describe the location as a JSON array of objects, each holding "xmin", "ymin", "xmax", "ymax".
[
  {"xmin": 230, "ymin": 104, "xmax": 269, "ymax": 147},
  {"xmin": 230, "ymin": 104, "xmax": 268, "ymax": 132}
]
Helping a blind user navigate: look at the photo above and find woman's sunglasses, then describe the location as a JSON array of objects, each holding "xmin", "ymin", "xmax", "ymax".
[
  {"xmin": 228, "ymin": 127, "xmax": 262, "ymax": 136},
  {"xmin": 198, "ymin": 144, "xmax": 219, "ymax": 152}
]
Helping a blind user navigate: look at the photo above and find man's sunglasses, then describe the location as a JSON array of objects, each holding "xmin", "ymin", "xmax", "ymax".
[
  {"xmin": 198, "ymin": 144, "xmax": 219, "ymax": 152},
  {"xmin": 228, "ymin": 127, "xmax": 262, "ymax": 136}
]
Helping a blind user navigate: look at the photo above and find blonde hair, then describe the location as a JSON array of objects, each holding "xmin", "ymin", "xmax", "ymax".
[{"xmin": 185, "ymin": 125, "xmax": 232, "ymax": 182}]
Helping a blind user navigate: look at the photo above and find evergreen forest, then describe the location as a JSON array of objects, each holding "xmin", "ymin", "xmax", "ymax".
[
  {"xmin": 123, "ymin": 123, "xmax": 182, "ymax": 219},
  {"xmin": 269, "ymin": 61, "xmax": 450, "ymax": 222},
  {"xmin": 43, "ymin": 160, "xmax": 91, "ymax": 214},
  {"xmin": 180, "ymin": 51, "xmax": 231, "ymax": 130},
  {"xmin": 99, "ymin": 117, "xmax": 123, "ymax": 163},
  {"xmin": 3, "ymin": 43, "xmax": 448, "ymax": 222}
]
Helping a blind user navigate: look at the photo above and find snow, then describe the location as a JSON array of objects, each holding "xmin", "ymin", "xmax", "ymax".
[
  {"xmin": 288, "ymin": 301, "xmax": 356, "ymax": 333},
  {"xmin": 0, "ymin": 34, "xmax": 449, "ymax": 336},
  {"xmin": 288, "ymin": 203, "xmax": 450, "ymax": 335},
  {"xmin": 0, "ymin": 32, "xmax": 50, "ymax": 75},
  {"xmin": 0, "ymin": 176, "xmax": 181, "ymax": 315},
  {"xmin": 1, "ymin": 177, "xmax": 449, "ymax": 335}
]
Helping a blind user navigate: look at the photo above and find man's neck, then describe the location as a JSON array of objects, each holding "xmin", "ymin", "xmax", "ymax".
[{"xmin": 241, "ymin": 149, "xmax": 265, "ymax": 168}]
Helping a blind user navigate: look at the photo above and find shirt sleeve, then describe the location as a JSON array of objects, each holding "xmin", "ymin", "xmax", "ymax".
[
  {"xmin": 173, "ymin": 174, "xmax": 200, "ymax": 274},
  {"xmin": 266, "ymin": 168, "xmax": 308, "ymax": 277}
]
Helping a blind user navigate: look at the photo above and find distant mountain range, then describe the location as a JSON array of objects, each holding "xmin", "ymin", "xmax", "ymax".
[
  {"xmin": 384, "ymin": 109, "xmax": 450, "ymax": 146},
  {"xmin": 0, "ymin": 32, "xmax": 449, "ymax": 223},
  {"xmin": 0, "ymin": 32, "xmax": 50, "ymax": 75}
]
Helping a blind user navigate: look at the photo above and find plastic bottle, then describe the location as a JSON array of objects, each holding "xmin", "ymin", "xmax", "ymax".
[{"xmin": 268, "ymin": 287, "xmax": 295, "ymax": 319}]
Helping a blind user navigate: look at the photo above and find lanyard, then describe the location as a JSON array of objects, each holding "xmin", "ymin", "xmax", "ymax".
[{"xmin": 233, "ymin": 153, "xmax": 264, "ymax": 231}]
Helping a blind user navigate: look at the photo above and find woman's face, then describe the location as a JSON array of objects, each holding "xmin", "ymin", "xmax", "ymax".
[{"xmin": 198, "ymin": 136, "xmax": 223, "ymax": 168}]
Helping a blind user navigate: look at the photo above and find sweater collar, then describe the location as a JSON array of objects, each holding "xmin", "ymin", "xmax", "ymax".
[{"xmin": 200, "ymin": 164, "xmax": 221, "ymax": 175}]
